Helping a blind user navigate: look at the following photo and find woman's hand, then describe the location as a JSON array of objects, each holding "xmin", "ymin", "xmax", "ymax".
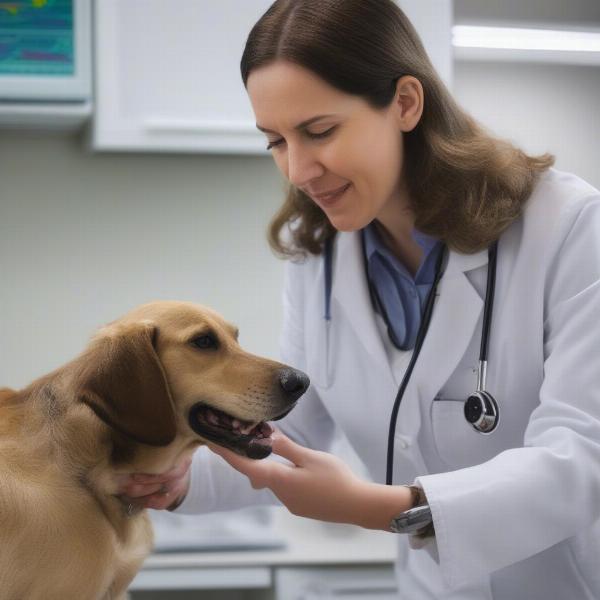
[
  {"xmin": 116, "ymin": 457, "xmax": 192, "ymax": 511},
  {"xmin": 207, "ymin": 429, "xmax": 412, "ymax": 530}
]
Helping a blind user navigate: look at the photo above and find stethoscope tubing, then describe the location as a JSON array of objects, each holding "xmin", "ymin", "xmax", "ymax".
[
  {"xmin": 322, "ymin": 236, "xmax": 499, "ymax": 486},
  {"xmin": 385, "ymin": 244, "xmax": 447, "ymax": 485}
]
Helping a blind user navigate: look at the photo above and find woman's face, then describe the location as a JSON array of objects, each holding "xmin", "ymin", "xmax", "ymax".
[{"xmin": 247, "ymin": 61, "xmax": 418, "ymax": 232}]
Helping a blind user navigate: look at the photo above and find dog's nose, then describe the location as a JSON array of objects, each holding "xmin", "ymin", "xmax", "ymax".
[{"xmin": 278, "ymin": 368, "xmax": 310, "ymax": 401}]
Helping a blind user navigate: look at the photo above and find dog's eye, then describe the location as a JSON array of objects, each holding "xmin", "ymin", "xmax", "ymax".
[{"xmin": 191, "ymin": 334, "xmax": 219, "ymax": 350}]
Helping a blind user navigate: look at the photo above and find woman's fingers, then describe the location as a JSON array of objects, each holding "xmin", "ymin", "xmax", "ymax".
[
  {"xmin": 207, "ymin": 442, "xmax": 288, "ymax": 489},
  {"xmin": 116, "ymin": 456, "xmax": 193, "ymax": 509},
  {"xmin": 121, "ymin": 490, "xmax": 171, "ymax": 510},
  {"xmin": 207, "ymin": 443, "xmax": 258, "ymax": 473},
  {"xmin": 121, "ymin": 472, "xmax": 190, "ymax": 510},
  {"xmin": 122, "ymin": 482, "xmax": 168, "ymax": 499},
  {"xmin": 131, "ymin": 457, "xmax": 192, "ymax": 484},
  {"xmin": 270, "ymin": 430, "xmax": 309, "ymax": 466}
]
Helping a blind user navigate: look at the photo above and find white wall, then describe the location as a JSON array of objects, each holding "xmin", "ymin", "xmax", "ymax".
[
  {"xmin": 1, "ymin": 6, "xmax": 599, "ymax": 595},
  {"xmin": 454, "ymin": 0, "xmax": 600, "ymax": 26},
  {"xmin": 451, "ymin": 0, "xmax": 600, "ymax": 189},
  {"xmin": 1, "ymin": 20, "xmax": 599, "ymax": 390},
  {"xmin": 0, "ymin": 135, "xmax": 287, "ymax": 388},
  {"xmin": 453, "ymin": 61, "xmax": 600, "ymax": 188}
]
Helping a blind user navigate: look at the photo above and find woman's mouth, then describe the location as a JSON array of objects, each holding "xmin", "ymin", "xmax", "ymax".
[{"xmin": 310, "ymin": 183, "xmax": 351, "ymax": 208}]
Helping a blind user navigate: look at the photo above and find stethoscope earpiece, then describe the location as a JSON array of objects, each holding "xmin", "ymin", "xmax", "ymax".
[{"xmin": 464, "ymin": 391, "xmax": 499, "ymax": 434}]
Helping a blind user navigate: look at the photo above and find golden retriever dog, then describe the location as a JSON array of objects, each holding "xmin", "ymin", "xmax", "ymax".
[{"xmin": 0, "ymin": 301, "xmax": 309, "ymax": 599}]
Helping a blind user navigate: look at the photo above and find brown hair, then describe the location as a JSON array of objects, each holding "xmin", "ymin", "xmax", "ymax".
[{"xmin": 241, "ymin": 0, "xmax": 554, "ymax": 257}]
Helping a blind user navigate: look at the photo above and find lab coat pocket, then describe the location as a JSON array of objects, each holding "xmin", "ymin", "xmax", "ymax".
[{"xmin": 430, "ymin": 398, "xmax": 501, "ymax": 470}]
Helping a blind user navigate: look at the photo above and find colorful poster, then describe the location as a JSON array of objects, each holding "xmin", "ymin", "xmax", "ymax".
[{"xmin": 0, "ymin": 0, "xmax": 74, "ymax": 76}]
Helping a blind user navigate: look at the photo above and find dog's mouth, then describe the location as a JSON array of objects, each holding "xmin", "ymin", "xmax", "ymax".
[{"xmin": 188, "ymin": 403, "xmax": 281, "ymax": 459}]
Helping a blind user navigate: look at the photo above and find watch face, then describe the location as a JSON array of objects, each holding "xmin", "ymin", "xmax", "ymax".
[{"xmin": 390, "ymin": 505, "xmax": 433, "ymax": 534}]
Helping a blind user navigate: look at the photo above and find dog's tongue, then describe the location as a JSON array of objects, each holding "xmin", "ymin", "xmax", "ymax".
[{"xmin": 246, "ymin": 436, "xmax": 273, "ymax": 459}]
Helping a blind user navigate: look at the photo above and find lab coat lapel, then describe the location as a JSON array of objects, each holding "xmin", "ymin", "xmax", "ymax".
[
  {"xmin": 330, "ymin": 233, "xmax": 489, "ymax": 440},
  {"xmin": 401, "ymin": 248, "xmax": 489, "ymax": 434},
  {"xmin": 332, "ymin": 232, "xmax": 393, "ymax": 381}
]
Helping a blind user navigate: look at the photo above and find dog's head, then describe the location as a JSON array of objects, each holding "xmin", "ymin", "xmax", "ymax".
[{"xmin": 76, "ymin": 301, "xmax": 309, "ymax": 459}]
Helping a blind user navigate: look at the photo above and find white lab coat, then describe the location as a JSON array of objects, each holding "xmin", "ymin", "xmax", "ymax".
[{"xmin": 178, "ymin": 168, "xmax": 600, "ymax": 599}]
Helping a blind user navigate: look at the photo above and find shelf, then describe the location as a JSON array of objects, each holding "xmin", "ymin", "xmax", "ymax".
[
  {"xmin": 130, "ymin": 566, "xmax": 271, "ymax": 591},
  {"xmin": 453, "ymin": 25, "xmax": 600, "ymax": 66},
  {"xmin": 454, "ymin": 46, "xmax": 600, "ymax": 66},
  {"xmin": 0, "ymin": 101, "xmax": 92, "ymax": 130}
]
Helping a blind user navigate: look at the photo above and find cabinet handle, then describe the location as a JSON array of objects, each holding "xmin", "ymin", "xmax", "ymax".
[{"xmin": 143, "ymin": 118, "xmax": 257, "ymax": 136}]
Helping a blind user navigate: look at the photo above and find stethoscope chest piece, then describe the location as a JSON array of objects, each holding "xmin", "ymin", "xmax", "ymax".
[{"xmin": 464, "ymin": 390, "xmax": 499, "ymax": 434}]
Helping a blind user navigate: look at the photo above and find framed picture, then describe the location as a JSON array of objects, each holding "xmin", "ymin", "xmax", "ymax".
[{"xmin": 0, "ymin": 0, "xmax": 91, "ymax": 101}]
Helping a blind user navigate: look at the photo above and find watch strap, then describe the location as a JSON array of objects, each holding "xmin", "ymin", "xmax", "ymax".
[{"xmin": 389, "ymin": 485, "xmax": 435, "ymax": 537}]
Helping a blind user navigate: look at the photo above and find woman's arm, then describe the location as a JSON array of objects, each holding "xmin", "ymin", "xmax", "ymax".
[
  {"xmin": 415, "ymin": 192, "xmax": 600, "ymax": 590},
  {"xmin": 208, "ymin": 429, "xmax": 414, "ymax": 531}
]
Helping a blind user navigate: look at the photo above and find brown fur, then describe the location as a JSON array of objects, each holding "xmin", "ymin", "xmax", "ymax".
[{"xmin": 0, "ymin": 301, "xmax": 302, "ymax": 599}]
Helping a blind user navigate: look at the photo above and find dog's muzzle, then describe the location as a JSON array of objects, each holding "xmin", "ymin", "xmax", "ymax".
[{"xmin": 188, "ymin": 367, "xmax": 309, "ymax": 459}]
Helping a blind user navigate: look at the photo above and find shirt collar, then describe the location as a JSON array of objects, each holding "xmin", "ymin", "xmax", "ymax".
[
  {"xmin": 362, "ymin": 221, "xmax": 439, "ymax": 263},
  {"xmin": 411, "ymin": 227, "xmax": 438, "ymax": 255}
]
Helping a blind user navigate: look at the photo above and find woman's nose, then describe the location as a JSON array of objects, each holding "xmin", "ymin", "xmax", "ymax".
[{"xmin": 285, "ymin": 144, "xmax": 324, "ymax": 188}]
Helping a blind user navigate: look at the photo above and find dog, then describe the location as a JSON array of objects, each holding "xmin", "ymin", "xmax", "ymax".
[{"xmin": 0, "ymin": 301, "xmax": 309, "ymax": 599}]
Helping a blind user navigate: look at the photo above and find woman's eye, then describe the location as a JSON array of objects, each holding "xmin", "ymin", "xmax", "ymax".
[
  {"xmin": 266, "ymin": 138, "xmax": 284, "ymax": 150},
  {"xmin": 307, "ymin": 126, "xmax": 336, "ymax": 140},
  {"xmin": 265, "ymin": 126, "xmax": 336, "ymax": 151},
  {"xmin": 191, "ymin": 334, "xmax": 219, "ymax": 350}
]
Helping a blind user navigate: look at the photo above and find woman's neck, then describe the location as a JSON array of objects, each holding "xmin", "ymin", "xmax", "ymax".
[{"xmin": 374, "ymin": 204, "xmax": 423, "ymax": 277}]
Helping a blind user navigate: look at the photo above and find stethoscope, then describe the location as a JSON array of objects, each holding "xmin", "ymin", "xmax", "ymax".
[{"xmin": 323, "ymin": 236, "xmax": 500, "ymax": 485}]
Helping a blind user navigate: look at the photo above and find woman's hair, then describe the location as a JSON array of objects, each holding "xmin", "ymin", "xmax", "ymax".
[{"xmin": 241, "ymin": 0, "xmax": 554, "ymax": 257}]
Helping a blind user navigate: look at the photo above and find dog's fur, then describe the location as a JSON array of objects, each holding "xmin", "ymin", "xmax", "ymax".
[{"xmin": 0, "ymin": 301, "xmax": 307, "ymax": 599}]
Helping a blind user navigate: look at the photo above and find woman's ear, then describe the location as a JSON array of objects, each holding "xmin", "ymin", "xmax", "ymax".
[
  {"xmin": 393, "ymin": 75, "xmax": 424, "ymax": 132},
  {"xmin": 77, "ymin": 322, "xmax": 177, "ymax": 446}
]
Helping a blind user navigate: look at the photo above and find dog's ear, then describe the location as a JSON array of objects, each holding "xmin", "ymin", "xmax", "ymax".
[{"xmin": 77, "ymin": 322, "xmax": 176, "ymax": 446}]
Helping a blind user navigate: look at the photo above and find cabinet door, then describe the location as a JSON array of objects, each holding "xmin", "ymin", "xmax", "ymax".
[
  {"xmin": 93, "ymin": 0, "xmax": 273, "ymax": 154},
  {"xmin": 93, "ymin": 0, "xmax": 451, "ymax": 154},
  {"xmin": 275, "ymin": 566, "xmax": 398, "ymax": 600}
]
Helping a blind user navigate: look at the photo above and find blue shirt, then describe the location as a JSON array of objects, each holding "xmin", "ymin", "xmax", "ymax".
[{"xmin": 362, "ymin": 223, "xmax": 443, "ymax": 350}]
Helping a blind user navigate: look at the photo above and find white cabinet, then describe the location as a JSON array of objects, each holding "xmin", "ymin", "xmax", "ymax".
[
  {"xmin": 275, "ymin": 566, "xmax": 397, "ymax": 600},
  {"xmin": 93, "ymin": 0, "xmax": 274, "ymax": 154},
  {"xmin": 92, "ymin": 0, "xmax": 452, "ymax": 154},
  {"xmin": 129, "ymin": 511, "xmax": 397, "ymax": 599}
]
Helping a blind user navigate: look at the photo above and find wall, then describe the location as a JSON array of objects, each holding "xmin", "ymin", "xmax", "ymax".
[
  {"xmin": 453, "ymin": 0, "xmax": 600, "ymax": 183},
  {"xmin": 454, "ymin": 61, "xmax": 600, "ymax": 186},
  {"xmin": 1, "ymin": 4, "xmax": 599, "ymax": 598},
  {"xmin": 0, "ymin": 135, "xmax": 286, "ymax": 387},
  {"xmin": 454, "ymin": 0, "xmax": 600, "ymax": 25},
  {"xmin": 2, "ymin": 54, "xmax": 599, "ymax": 389}
]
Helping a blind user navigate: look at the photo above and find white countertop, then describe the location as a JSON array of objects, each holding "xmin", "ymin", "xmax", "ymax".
[{"xmin": 143, "ymin": 508, "xmax": 396, "ymax": 569}]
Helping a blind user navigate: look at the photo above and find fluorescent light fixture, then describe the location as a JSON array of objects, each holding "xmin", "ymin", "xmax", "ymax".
[{"xmin": 453, "ymin": 25, "xmax": 600, "ymax": 53}]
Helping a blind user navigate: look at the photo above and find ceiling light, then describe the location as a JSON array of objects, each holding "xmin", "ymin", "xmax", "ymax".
[{"xmin": 453, "ymin": 25, "xmax": 600, "ymax": 53}]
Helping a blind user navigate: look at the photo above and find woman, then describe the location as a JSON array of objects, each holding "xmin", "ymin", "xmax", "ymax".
[{"xmin": 120, "ymin": 1, "xmax": 600, "ymax": 597}]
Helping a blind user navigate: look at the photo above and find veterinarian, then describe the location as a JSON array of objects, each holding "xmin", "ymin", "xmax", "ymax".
[{"xmin": 119, "ymin": 1, "xmax": 600, "ymax": 597}]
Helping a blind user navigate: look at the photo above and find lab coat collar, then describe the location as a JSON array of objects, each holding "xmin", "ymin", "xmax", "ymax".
[
  {"xmin": 444, "ymin": 245, "xmax": 489, "ymax": 277},
  {"xmin": 332, "ymin": 231, "xmax": 487, "ymax": 436},
  {"xmin": 332, "ymin": 231, "xmax": 390, "ymax": 373}
]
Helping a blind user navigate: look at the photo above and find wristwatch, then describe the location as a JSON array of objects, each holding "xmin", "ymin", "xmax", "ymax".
[{"xmin": 389, "ymin": 485, "xmax": 434, "ymax": 535}]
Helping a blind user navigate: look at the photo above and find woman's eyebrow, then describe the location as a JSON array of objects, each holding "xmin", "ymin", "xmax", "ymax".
[{"xmin": 256, "ymin": 114, "xmax": 338, "ymax": 134}]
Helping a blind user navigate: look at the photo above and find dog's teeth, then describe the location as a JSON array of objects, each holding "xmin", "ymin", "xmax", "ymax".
[
  {"xmin": 239, "ymin": 423, "xmax": 256, "ymax": 435},
  {"xmin": 232, "ymin": 419, "xmax": 242, "ymax": 430},
  {"xmin": 206, "ymin": 411, "xmax": 220, "ymax": 426}
]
